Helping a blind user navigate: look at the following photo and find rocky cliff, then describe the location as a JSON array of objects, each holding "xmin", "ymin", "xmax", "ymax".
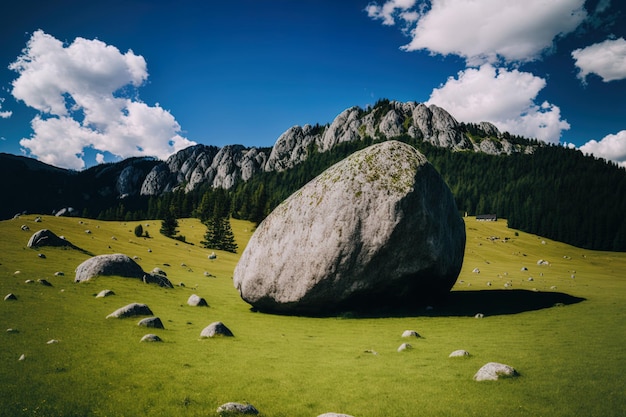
[{"xmin": 138, "ymin": 100, "xmax": 531, "ymax": 196}]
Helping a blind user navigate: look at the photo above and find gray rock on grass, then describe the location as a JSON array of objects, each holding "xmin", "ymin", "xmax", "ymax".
[
  {"xmin": 449, "ymin": 350, "xmax": 471, "ymax": 358},
  {"xmin": 106, "ymin": 303, "xmax": 153, "ymax": 319},
  {"xmin": 75, "ymin": 254, "xmax": 173, "ymax": 288},
  {"xmin": 234, "ymin": 141, "xmax": 465, "ymax": 314},
  {"xmin": 4, "ymin": 293, "xmax": 17, "ymax": 301},
  {"xmin": 187, "ymin": 294, "xmax": 208, "ymax": 307},
  {"xmin": 140, "ymin": 334, "xmax": 162, "ymax": 342},
  {"xmin": 216, "ymin": 402, "xmax": 258, "ymax": 415},
  {"xmin": 402, "ymin": 330, "xmax": 420, "ymax": 338},
  {"xmin": 200, "ymin": 321, "xmax": 233, "ymax": 338},
  {"xmin": 474, "ymin": 362, "xmax": 519, "ymax": 381},
  {"xmin": 95, "ymin": 289, "xmax": 115, "ymax": 298},
  {"xmin": 27, "ymin": 229, "xmax": 74, "ymax": 248},
  {"xmin": 138, "ymin": 317, "xmax": 164, "ymax": 329}
]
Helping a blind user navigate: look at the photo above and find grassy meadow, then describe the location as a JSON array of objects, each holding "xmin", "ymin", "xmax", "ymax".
[{"xmin": 1, "ymin": 214, "xmax": 625, "ymax": 417}]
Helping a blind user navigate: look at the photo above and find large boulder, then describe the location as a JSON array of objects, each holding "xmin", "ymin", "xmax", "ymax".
[
  {"xmin": 233, "ymin": 140, "xmax": 465, "ymax": 314},
  {"xmin": 27, "ymin": 229, "xmax": 74, "ymax": 248},
  {"xmin": 75, "ymin": 254, "xmax": 145, "ymax": 283}
]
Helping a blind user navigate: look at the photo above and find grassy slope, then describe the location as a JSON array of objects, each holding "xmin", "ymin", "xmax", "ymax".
[{"xmin": 1, "ymin": 215, "xmax": 625, "ymax": 417}]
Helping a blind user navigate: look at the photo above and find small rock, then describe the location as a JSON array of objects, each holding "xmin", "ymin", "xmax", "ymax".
[
  {"xmin": 54, "ymin": 271, "xmax": 65, "ymax": 276},
  {"xmin": 7, "ymin": 328, "xmax": 19, "ymax": 333},
  {"xmin": 200, "ymin": 321, "xmax": 233, "ymax": 338},
  {"xmin": 38, "ymin": 253, "xmax": 46, "ymax": 258},
  {"xmin": 472, "ymin": 268, "xmax": 480, "ymax": 273},
  {"xmin": 208, "ymin": 252, "xmax": 217, "ymax": 260},
  {"xmin": 47, "ymin": 339, "xmax": 59, "ymax": 344},
  {"xmin": 25, "ymin": 279, "xmax": 34, "ymax": 284},
  {"xmin": 187, "ymin": 294, "xmax": 208, "ymax": 307},
  {"xmin": 106, "ymin": 303, "xmax": 153, "ymax": 319},
  {"xmin": 95, "ymin": 289, "xmax": 115, "ymax": 298},
  {"xmin": 401, "ymin": 330, "xmax": 420, "ymax": 338},
  {"xmin": 474, "ymin": 313, "xmax": 484, "ymax": 319},
  {"xmin": 38, "ymin": 279, "xmax": 53, "ymax": 287},
  {"xmin": 474, "ymin": 362, "xmax": 518, "ymax": 381},
  {"xmin": 152, "ymin": 267, "xmax": 167, "ymax": 276},
  {"xmin": 449, "ymin": 349, "xmax": 470, "ymax": 358},
  {"xmin": 4, "ymin": 293, "xmax": 17, "ymax": 301},
  {"xmin": 317, "ymin": 414, "xmax": 355, "ymax": 417},
  {"xmin": 397, "ymin": 343, "xmax": 412, "ymax": 352},
  {"xmin": 18, "ymin": 354, "xmax": 26, "ymax": 361},
  {"xmin": 216, "ymin": 402, "xmax": 258, "ymax": 415},
  {"xmin": 140, "ymin": 334, "xmax": 162, "ymax": 343},
  {"xmin": 138, "ymin": 317, "xmax": 164, "ymax": 329}
]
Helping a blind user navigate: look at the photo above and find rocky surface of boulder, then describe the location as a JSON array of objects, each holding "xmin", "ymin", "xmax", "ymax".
[
  {"xmin": 27, "ymin": 229, "xmax": 74, "ymax": 248},
  {"xmin": 200, "ymin": 321, "xmax": 234, "ymax": 338},
  {"xmin": 234, "ymin": 140, "xmax": 466, "ymax": 314},
  {"xmin": 106, "ymin": 303, "xmax": 153, "ymax": 319},
  {"xmin": 474, "ymin": 362, "xmax": 519, "ymax": 381},
  {"xmin": 75, "ymin": 254, "xmax": 144, "ymax": 283}
]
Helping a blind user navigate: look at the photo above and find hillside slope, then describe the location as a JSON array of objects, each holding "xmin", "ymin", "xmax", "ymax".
[{"xmin": 0, "ymin": 215, "xmax": 625, "ymax": 416}]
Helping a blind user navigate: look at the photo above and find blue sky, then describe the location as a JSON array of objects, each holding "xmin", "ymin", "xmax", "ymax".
[{"xmin": 0, "ymin": 0, "xmax": 625, "ymax": 169}]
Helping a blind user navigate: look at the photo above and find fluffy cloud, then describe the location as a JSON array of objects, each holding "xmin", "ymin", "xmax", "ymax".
[
  {"xmin": 9, "ymin": 30, "xmax": 195, "ymax": 170},
  {"xmin": 426, "ymin": 64, "xmax": 570, "ymax": 143},
  {"xmin": 572, "ymin": 37, "xmax": 626, "ymax": 83},
  {"xmin": 0, "ymin": 98, "xmax": 11, "ymax": 118},
  {"xmin": 580, "ymin": 130, "xmax": 626, "ymax": 167},
  {"xmin": 367, "ymin": 0, "xmax": 587, "ymax": 64}
]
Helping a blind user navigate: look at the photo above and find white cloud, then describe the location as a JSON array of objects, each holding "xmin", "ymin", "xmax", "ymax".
[
  {"xmin": 572, "ymin": 37, "xmax": 626, "ymax": 83},
  {"xmin": 579, "ymin": 130, "xmax": 626, "ymax": 167},
  {"xmin": 0, "ymin": 98, "xmax": 11, "ymax": 118},
  {"xmin": 426, "ymin": 64, "xmax": 570, "ymax": 143},
  {"xmin": 366, "ymin": 0, "xmax": 417, "ymax": 26},
  {"xmin": 368, "ymin": 0, "xmax": 587, "ymax": 64},
  {"xmin": 9, "ymin": 30, "xmax": 195, "ymax": 170}
]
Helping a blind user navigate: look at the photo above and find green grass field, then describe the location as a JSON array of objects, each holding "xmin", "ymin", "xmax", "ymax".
[{"xmin": 1, "ymin": 214, "xmax": 625, "ymax": 417}]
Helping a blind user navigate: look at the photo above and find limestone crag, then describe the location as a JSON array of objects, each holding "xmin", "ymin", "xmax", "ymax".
[{"xmin": 233, "ymin": 141, "xmax": 466, "ymax": 314}]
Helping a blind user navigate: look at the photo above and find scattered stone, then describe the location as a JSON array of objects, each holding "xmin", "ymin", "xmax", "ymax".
[
  {"xmin": 54, "ymin": 271, "xmax": 65, "ymax": 276},
  {"xmin": 401, "ymin": 330, "xmax": 420, "ymax": 338},
  {"xmin": 397, "ymin": 343, "xmax": 412, "ymax": 352},
  {"xmin": 178, "ymin": 282, "xmax": 185, "ymax": 287},
  {"xmin": 472, "ymin": 268, "xmax": 480, "ymax": 273},
  {"xmin": 216, "ymin": 402, "xmax": 258, "ymax": 415},
  {"xmin": 152, "ymin": 267, "xmax": 167, "ymax": 276},
  {"xmin": 537, "ymin": 259, "xmax": 550, "ymax": 266},
  {"xmin": 187, "ymin": 294, "xmax": 208, "ymax": 307},
  {"xmin": 200, "ymin": 321, "xmax": 233, "ymax": 338},
  {"xmin": 474, "ymin": 362, "xmax": 519, "ymax": 381},
  {"xmin": 38, "ymin": 253, "xmax": 46, "ymax": 259},
  {"xmin": 85, "ymin": 230, "xmax": 92, "ymax": 234},
  {"xmin": 140, "ymin": 334, "xmax": 162, "ymax": 343},
  {"xmin": 18, "ymin": 354, "xmax": 26, "ymax": 361},
  {"xmin": 27, "ymin": 229, "xmax": 75, "ymax": 249},
  {"xmin": 34, "ymin": 216, "xmax": 42, "ymax": 222},
  {"xmin": 521, "ymin": 267, "xmax": 528, "ymax": 271},
  {"xmin": 4, "ymin": 293, "xmax": 17, "ymax": 301},
  {"xmin": 142, "ymin": 273, "xmax": 174, "ymax": 288},
  {"xmin": 364, "ymin": 349, "xmax": 378, "ymax": 355},
  {"xmin": 37, "ymin": 279, "xmax": 52, "ymax": 287},
  {"xmin": 14, "ymin": 271, "xmax": 21, "ymax": 275},
  {"xmin": 486, "ymin": 281, "xmax": 492, "ymax": 286},
  {"xmin": 527, "ymin": 277, "xmax": 534, "ymax": 281},
  {"xmin": 95, "ymin": 289, "xmax": 115, "ymax": 298},
  {"xmin": 208, "ymin": 252, "xmax": 217, "ymax": 260},
  {"xmin": 106, "ymin": 303, "xmax": 153, "ymax": 319},
  {"xmin": 138, "ymin": 317, "xmax": 164, "ymax": 329},
  {"xmin": 7, "ymin": 328, "xmax": 19, "ymax": 333},
  {"xmin": 21, "ymin": 224, "xmax": 30, "ymax": 231},
  {"xmin": 25, "ymin": 279, "xmax": 34, "ymax": 284},
  {"xmin": 449, "ymin": 350, "xmax": 471, "ymax": 358},
  {"xmin": 474, "ymin": 313, "xmax": 484, "ymax": 319},
  {"xmin": 317, "ymin": 414, "xmax": 355, "ymax": 417},
  {"xmin": 47, "ymin": 339, "xmax": 59, "ymax": 344},
  {"xmin": 234, "ymin": 141, "xmax": 466, "ymax": 314}
]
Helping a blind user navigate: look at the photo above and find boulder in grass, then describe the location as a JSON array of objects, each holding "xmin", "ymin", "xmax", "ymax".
[
  {"xmin": 76, "ymin": 254, "xmax": 144, "ymax": 282},
  {"xmin": 142, "ymin": 273, "xmax": 174, "ymax": 288},
  {"xmin": 234, "ymin": 141, "xmax": 465, "ymax": 315},
  {"xmin": 138, "ymin": 317, "xmax": 164, "ymax": 329},
  {"xmin": 317, "ymin": 414, "xmax": 355, "ymax": 417},
  {"xmin": 216, "ymin": 402, "xmax": 258, "ymax": 415},
  {"xmin": 4, "ymin": 293, "xmax": 17, "ymax": 301},
  {"xmin": 106, "ymin": 303, "xmax": 153, "ymax": 319},
  {"xmin": 473, "ymin": 362, "xmax": 519, "ymax": 381},
  {"xmin": 95, "ymin": 289, "xmax": 115, "ymax": 298},
  {"xmin": 449, "ymin": 349, "xmax": 471, "ymax": 358},
  {"xmin": 140, "ymin": 334, "xmax": 162, "ymax": 343},
  {"xmin": 397, "ymin": 343, "xmax": 412, "ymax": 352},
  {"xmin": 27, "ymin": 229, "xmax": 74, "ymax": 248},
  {"xmin": 187, "ymin": 294, "xmax": 208, "ymax": 307},
  {"xmin": 401, "ymin": 330, "xmax": 420, "ymax": 338},
  {"xmin": 200, "ymin": 321, "xmax": 233, "ymax": 338}
]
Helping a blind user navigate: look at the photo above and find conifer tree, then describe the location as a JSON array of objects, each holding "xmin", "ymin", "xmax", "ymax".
[{"xmin": 160, "ymin": 207, "xmax": 179, "ymax": 238}]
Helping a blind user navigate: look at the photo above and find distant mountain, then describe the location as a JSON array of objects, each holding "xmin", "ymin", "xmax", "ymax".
[{"xmin": 2, "ymin": 99, "xmax": 528, "ymax": 220}]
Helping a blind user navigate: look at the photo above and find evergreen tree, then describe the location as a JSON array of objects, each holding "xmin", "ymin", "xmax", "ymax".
[
  {"xmin": 134, "ymin": 224, "xmax": 144, "ymax": 237},
  {"xmin": 160, "ymin": 207, "xmax": 179, "ymax": 238},
  {"xmin": 201, "ymin": 214, "xmax": 238, "ymax": 253}
]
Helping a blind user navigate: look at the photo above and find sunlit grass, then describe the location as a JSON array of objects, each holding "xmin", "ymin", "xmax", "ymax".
[{"xmin": 1, "ymin": 215, "xmax": 625, "ymax": 416}]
